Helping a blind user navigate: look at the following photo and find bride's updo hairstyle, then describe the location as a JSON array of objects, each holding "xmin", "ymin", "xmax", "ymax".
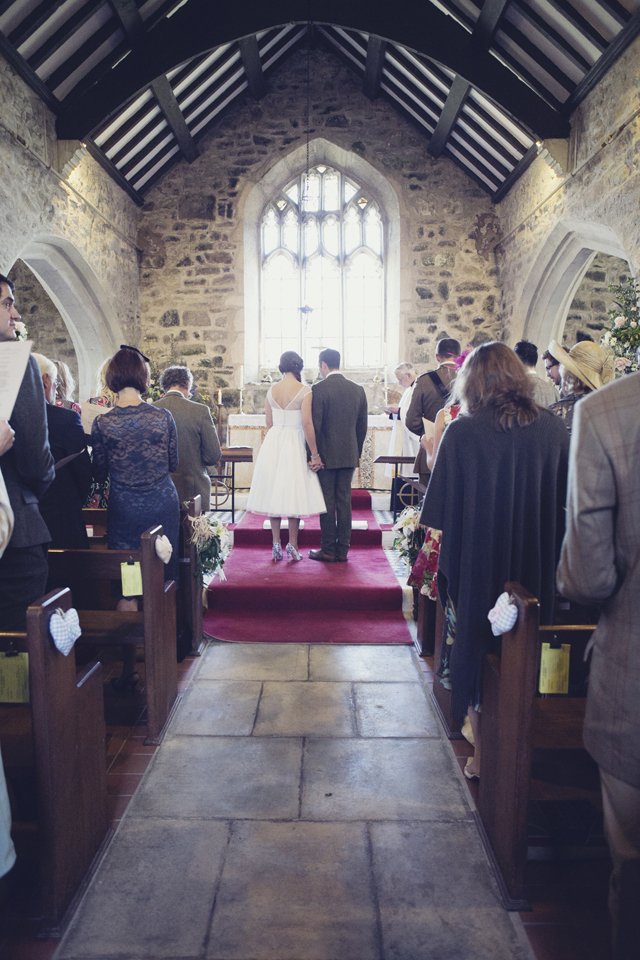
[{"xmin": 279, "ymin": 351, "xmax": 304, "ymax": 382}]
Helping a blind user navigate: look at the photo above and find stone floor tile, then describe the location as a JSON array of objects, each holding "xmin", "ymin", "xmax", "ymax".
[
  {"xmin": 309, "ymin": 644, "xmax": 420, "ymax": 682},
  {"xmin": 200, "ymin": 642, "xmax": 309, "ymax": 681},
  {"xmin": 169, "ymin": 680, "xmax": 262, "ymax": 737},
  {"xmin": 126, "ymin": 736, "xmax": 302, "ymax": 820},
  {"xmin": 254, "ymin": 681, "xmax": 355, "ymax": 737},
  {"xmin": 370, "ymin": 821, "xmax": 532, "ymax": 960},
  {"xmin": 55, "ymin": 819, "xmax": 230, "ymax": 959},
  {"xmin": 354, "ymin": 682, "xmax": 439, "ymax": 738},
  {"xmin": 302, "ymin": 738, "xmax": 468, "ymax": 821},
  {"xmin": 207, "ymin": 821, "xmax": 379, "ymax": 960}
]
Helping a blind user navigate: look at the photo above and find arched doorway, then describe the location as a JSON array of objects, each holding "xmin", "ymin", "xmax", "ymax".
[
  {"xmin": 519, "ymin": 221, "xmax": 631, "ymax": 349},
  {"xmin": 14, "ymin": 237, "xmax": 125, "ymax": 401}
]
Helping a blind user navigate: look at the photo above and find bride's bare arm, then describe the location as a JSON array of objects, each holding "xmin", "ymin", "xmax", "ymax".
[
  {"xmin": 265, "ymin": 395, "xmax": 273, "ymax": 429},
  {"xmin": 301, "ymin": 392, "xmax": 322, "ymax": 469}
]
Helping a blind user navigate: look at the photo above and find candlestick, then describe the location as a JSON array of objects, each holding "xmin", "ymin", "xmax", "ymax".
[
  {"xmin": 217, "ymin": 388, "xmax": 222, "ymax": 405},
  {"xmin": 239, "ymin": 364, "xmax": 244, "ymax": 390}
]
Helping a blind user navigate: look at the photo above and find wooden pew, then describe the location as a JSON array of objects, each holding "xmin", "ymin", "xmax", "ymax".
[
  {"xmin": 475, "ymin": 582, "xmax": 596, "ymax": 909},
  {"xmin": 0, "ymin": 588, "xmax": 109, "ymax": 934},
  {"xmin": 178, "ymin": 496, "xmax": 205, "ymax": 657},
  {"xmin": 48, "ymin": 526, "xmax": 178, "ymax": 745}
]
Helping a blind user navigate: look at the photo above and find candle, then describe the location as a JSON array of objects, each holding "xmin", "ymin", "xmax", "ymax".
[
  {"xmin": 217, "ymin": 389, "xmax": 222, "ymax": 404},
  {"xmin": 239, "ymin": 364, "xmax": 244, "ymax": 389}
]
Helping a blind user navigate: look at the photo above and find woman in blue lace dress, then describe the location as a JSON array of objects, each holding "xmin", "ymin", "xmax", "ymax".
[{"xmin": 91, "ymin": 347, "xmax": 180, "ymax": 688}]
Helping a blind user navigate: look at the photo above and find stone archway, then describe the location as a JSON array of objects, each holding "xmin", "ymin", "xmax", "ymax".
[
  {"xmin": 15, "ymin": 237, "xmax": 125, "ymax": 401},
  {"xmin": 242, "ymin": 137, "xmax": 401, "ymax": 381},
  {"xmin": 520, "ymin": 221, "xmax": 630, "ymax": 349}
]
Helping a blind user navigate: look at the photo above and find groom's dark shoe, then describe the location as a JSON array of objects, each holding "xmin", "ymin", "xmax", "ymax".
[
  {"xmin": 308, "ymin": 549, "xmax": 337, "ymax": 562},
  {"xmin": 336, "ymin": 554, "xmax": 348, "ymax": 562}
]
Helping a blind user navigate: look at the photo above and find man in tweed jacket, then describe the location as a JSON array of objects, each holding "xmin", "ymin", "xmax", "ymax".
[
  {"xmin": 557, "ymin": 370, "xmax": 640, "ymax": 960},
  {"xmin": 309, "ymin": 348, "xmax": 368, "ymax": 562}
]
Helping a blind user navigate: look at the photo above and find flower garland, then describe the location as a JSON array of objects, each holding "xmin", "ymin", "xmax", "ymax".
[
  {"xmin": 600, "ymin": 275, "xmax": 640, "ymax": 374},
  {"xmin": 392, "ymin": 505, "xmax": 425, "ymax": 569},
  {"xmin": 188, "ymin": 513, "xmax": 231, "ymax": 583}
]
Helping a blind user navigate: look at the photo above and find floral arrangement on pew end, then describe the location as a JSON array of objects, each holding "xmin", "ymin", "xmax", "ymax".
[
  {"xmin": 392, "ymin": 505, "xmax": 426, "ymax": 573},
  {"xmin": 601, "ymin": 275, "xmax": 640, "ymax": 375},
  {"xmin": 188, "ymin": 512, "xmax": 232, "ymax": 584}
]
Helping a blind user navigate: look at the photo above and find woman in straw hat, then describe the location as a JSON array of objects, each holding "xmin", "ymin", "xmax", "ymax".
[{"xmin": 547, "ymin": 340, "xmax": 614, "ymax": 435}]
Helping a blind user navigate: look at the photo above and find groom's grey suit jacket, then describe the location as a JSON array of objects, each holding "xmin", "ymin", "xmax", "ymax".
[
  {"xmin": 311, "ymin": 373, "xmax": 368, "ymax": 468},
  {"xmin": 154, "ymin": 393, "xmax": 221, "ymax": 510}
]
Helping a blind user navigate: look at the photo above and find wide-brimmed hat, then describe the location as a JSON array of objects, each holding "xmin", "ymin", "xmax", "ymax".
[{"xmin": 548, "ymin": 340, "xmax": 614, "ymax": 391}]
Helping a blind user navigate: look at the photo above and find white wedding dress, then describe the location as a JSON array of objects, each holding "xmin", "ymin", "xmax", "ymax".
[{"xmin": 246, "ymin": 384, "xmax": 327, "ymax": 518}]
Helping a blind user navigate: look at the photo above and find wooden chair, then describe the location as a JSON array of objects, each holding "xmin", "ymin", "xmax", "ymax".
[
  {"xmin": 48, "ymin": 526, "xmax": 178, "ymax": 745},
  {"xmin": 0, "ymin": 588, "xmax": 109, "ymax": 934},
  {"xmin": 476, "ymin": 581, "xmax": 596, "ymax": 908},
  {"xmin": 178, "ymin": 496, "xmax": 205, "ymax": 657}
]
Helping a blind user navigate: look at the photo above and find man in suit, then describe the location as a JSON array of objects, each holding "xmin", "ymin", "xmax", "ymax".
[
  {"xmin": 154, "ymin": 365, "xmax": 221, "ymax": 510},
  {"xmin": 33, "ymin": 353, "xmax": 92, "ymax": 549},
  {"xmin": 514, "ymin": 339, "xmax": 558, "ymax": 407},
  {"xmin": 0, "ymin": 274, "xmax": 54, "ymax": 630},
  {"xmin": 309, "ymin": 348, "xmax": 368, "ymax": 562},
  {"xmin": 557, "ymin": 371, "xmax": 640, "ymax": 960},
  {"xmin": 405, "ymin": 338, "xmax": 460, "ymax": 486}
]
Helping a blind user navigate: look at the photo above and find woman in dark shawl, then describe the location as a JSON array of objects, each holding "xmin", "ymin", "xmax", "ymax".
[{"xmin": 421, "ymin": 342, "xmax": 570, "ymax": 779}]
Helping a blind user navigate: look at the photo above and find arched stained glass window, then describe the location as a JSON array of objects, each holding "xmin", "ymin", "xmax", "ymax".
[{"xmin": 261, "ymin": 165, "xmax": 384, "ymax": 369}]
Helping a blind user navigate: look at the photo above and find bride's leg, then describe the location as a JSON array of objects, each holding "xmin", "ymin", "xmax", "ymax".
[
  {"xmin": 288, "ymin": 518, "xmax": 300, "ymax": 549},
  {"xmin": 270, "ymin": 517, "xmax": 281, "ymax": 544}
]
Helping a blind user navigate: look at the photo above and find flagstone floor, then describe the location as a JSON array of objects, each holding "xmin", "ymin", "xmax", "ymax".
[{"xmin": 53, "ymin": 643, "xmax": 535, "ymax": 960}]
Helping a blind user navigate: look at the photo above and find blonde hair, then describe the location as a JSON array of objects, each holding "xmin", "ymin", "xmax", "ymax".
[
  {"xmin": 559, "ymin": 366, "xmax": 591, "ymax": 397},
  {"xmin": 32, "ymin": 352, "xmax": 57, "ymax": 381},
  {"xmin": 53, "ymin": 359, "xmax": 76, "ymax": 404},
  {"xmin": 96, "ymin": 357, "xmax": 117, "ymax": 406},
  {"xmin": 454, "ymin": 342, "xmax": 539, "ymax": 430}
]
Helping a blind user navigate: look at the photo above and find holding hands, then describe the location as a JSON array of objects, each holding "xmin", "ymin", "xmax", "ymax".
[{"xmin": 309, "ymin": 453, "xmax": 324, "ymax": 472}]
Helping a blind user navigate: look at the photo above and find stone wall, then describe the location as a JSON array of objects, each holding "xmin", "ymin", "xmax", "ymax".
[
  {"xmin": 137, "ymin": 46, "xmax": 504, "ymax": 413},
  {"xmin": 495, "ymin": 34, "xmax": 640, "ymax": 350},
  {"xmin": 0, "ymin": 56, "xmax": 141, "ymax": 400},
  {"xmin": 8, "ymin": 258, "xmax": 79, "ymax": 390},
  {"xmin": 564, "ymin": 253, "xmax": 631, "ymax": 347}
]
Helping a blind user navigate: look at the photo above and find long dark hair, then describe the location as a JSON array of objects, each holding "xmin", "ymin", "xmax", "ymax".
[
  {"xmin": 454, "ymin": 342, "xmax": 539, "ymax": 430},
  {"xmin": 279, "ymin": 351, "xmax": 304, "ymax": 382}
]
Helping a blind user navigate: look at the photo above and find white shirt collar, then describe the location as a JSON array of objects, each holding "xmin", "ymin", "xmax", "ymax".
[{"xmin": 326, "ymin": 370, "xmax": 342, "ymax": 377}]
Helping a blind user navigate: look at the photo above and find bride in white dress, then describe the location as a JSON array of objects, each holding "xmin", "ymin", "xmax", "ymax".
[{"xmin": 246, "ymin": 352, "xmax": 326, "ymax": 561}]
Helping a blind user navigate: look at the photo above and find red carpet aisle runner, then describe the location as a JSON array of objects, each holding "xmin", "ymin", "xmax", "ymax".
[{"xmin": 204, "ymin": 489, "xmax": 412, "ymax": 644}]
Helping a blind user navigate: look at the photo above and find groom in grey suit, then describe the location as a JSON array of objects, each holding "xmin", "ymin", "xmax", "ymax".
[
  {"xmin": 154, "ymin": 365, "xmax": 221, "ymax": 510},
  {"xmin": 309, "ymin": 348, "xmax": 368, "ymax": 562}
]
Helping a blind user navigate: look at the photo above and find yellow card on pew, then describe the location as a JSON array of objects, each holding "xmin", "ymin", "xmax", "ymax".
[
  {"xmin": 539, "ymin": 643, "xmax": 570, "ymax": 694},
  {"xmin": 121, "ymin": 561, "xmax": 143, "ymax": 596},
  {"xmin": 0, "ymin": 652, "xmax": 29, "ymax": 703}
]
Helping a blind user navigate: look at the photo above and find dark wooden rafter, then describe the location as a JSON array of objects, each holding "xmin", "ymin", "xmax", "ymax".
[
  {"xmin": 0, "ymin": 29, "xmax": 60, "ymax": 112},
  {"xmin": 541, "ymin": 0, "xmax": 607, "ymax": 52},
  {"xmin": 46, "ymin": 21, "xmax": 121, "ymax": 91},
  {"xmin": 497, "ymin": 19, "xmax": 576, "ymax": 94},
  {"xmin": 491, "ymin": 141, "xmax": 538, "ymax": 202},
  {"xmin": 8, "ymin": 0, "xmax": 69, "ymax": 48},
  {"xmin": 238, "ymin": 34, "xmax": 266, "ymax": 99},
  {"xmin": 363, "ymin": 34, "xmax": 386, "ymax": 99},
  {"xmin": 509, "ymin": 0, "xmax": 591, "ymax": 73},
  {"xmin": 472, "ymin": 0, "xmax": 512, "ymax": 49},
  {"xmin": 561, "ymin": 9, "xmax": 640, "ymax": 114},
  {"xmin": 428, "ymin": 75, "xmax": 470, "ymax": 157},
  {"xmin": 150, "ymin": 74, "xmax": 199, "ymax": 162},
  {"xmin": 55, "ymin": 0, "xmax": 571, "ymax": 141},
  {"xmin": 28, "ymin": 0, "xmax": 106, "ymax": 71},
  {"xmin": 84, "ymin": 138, "xmax": 144, "ymax": 204},
  {"xmin": 109, "ymin": 0, "xmax": 199, "ymax": 162}
]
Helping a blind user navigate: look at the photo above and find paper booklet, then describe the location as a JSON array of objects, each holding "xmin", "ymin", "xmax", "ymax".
[
  {"xmin": 422, "ymin": 418, "xmax": 435, "ymax": 440},
  {"xmin": 81, "ymin": 400, "xmax": 112, "ymax": 435},
  {"xmin": 0, "ymin": 340, "xmax": 32, "ymax": 422}
]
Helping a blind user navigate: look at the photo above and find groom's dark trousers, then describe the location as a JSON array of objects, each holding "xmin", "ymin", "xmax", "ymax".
[{"xmin": 318, "ymin": 467, "xmax": 354, "ymax": 557}]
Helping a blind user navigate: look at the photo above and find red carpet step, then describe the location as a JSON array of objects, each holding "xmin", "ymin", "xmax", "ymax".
[{"xmin": 204, "ymin": 490, "xmax": 412, "ymax": 644}]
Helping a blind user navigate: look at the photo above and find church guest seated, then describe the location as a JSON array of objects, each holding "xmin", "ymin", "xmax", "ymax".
[
  {"xmin": 420, "ymin": 342, "xmax": 570, "ymax": 779},
  {"xmin": 91, "ymin": 347, "xmax": 180, "ymax": 689},
  {"xmin": 547, "ymin": 340, "xmax": 614, "ymax": 434},
  {"xmin": 33, "ymin": 353, "xmax": 92, "ymax": 550}
]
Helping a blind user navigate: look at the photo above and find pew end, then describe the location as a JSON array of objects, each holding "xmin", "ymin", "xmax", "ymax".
[{"xmin": 178, "ymin": 495, "xmax": 205, "ymax": 658}]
